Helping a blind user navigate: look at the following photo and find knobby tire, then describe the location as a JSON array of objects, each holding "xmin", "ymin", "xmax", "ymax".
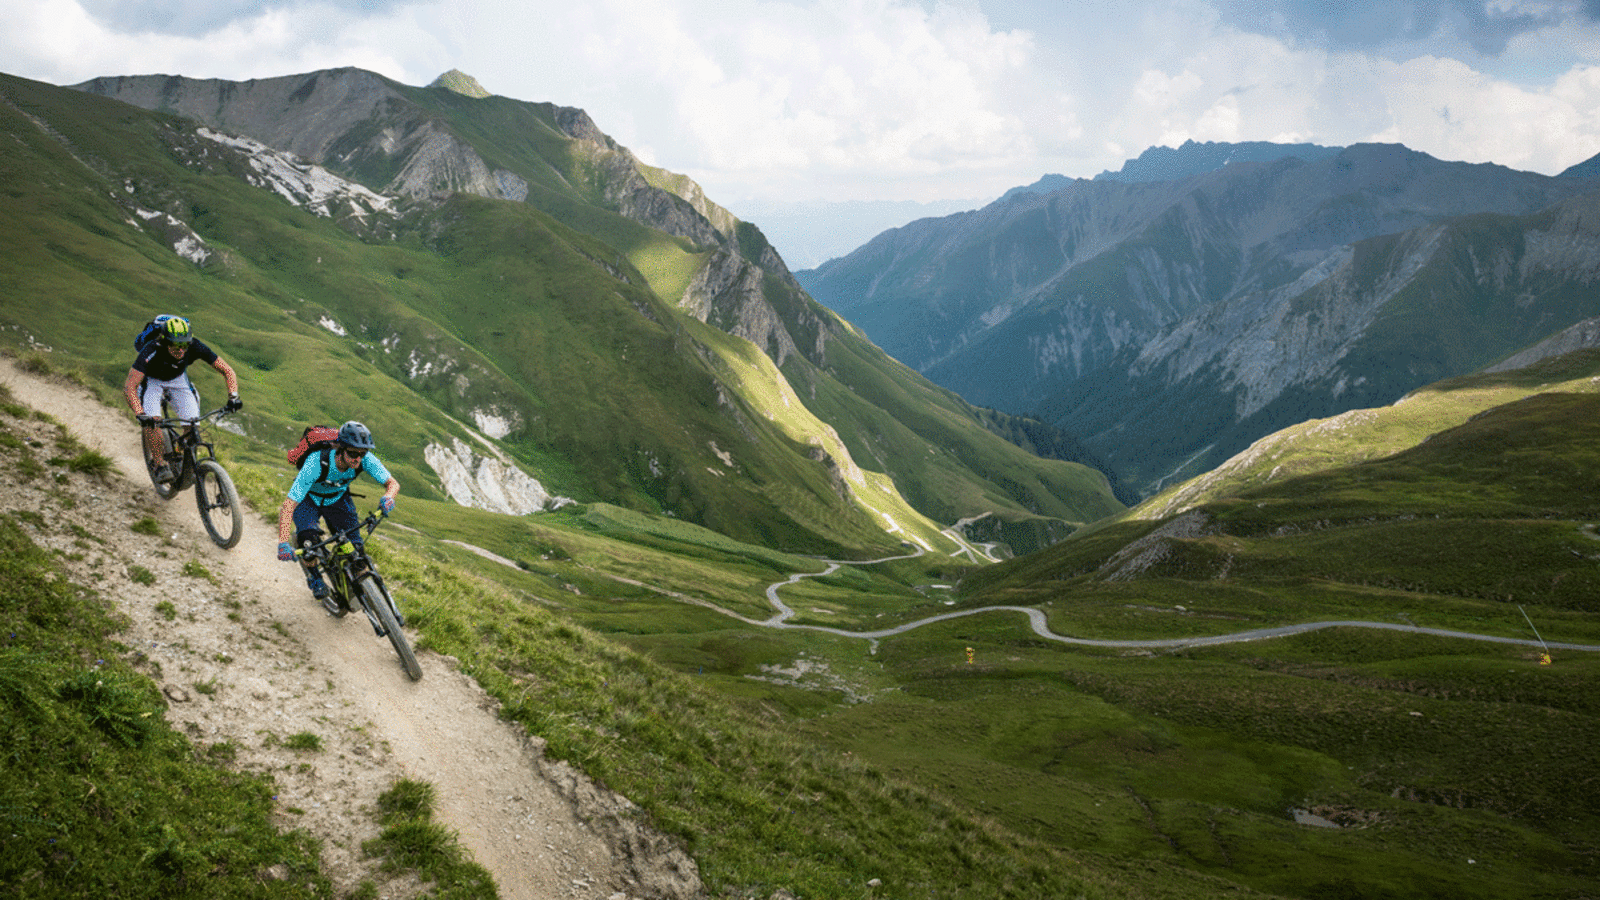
[
  {"xmin": 362, "ymin": 576, "xmax": 421, "ymax": 681},
  {"xmin": 193, "ymin": 459, "xmax": 242, "ymax": 549}
]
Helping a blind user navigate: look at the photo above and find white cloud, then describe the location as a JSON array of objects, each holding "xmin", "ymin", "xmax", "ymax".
[{"xmin": 4, "ymin": 0, "xmax": 1600, "ymax": 206}]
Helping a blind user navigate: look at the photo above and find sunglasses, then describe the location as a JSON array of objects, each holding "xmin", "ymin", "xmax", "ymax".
[{"xmin": 339, "ymin": 447, "xmax": 367, "ymax": 463}]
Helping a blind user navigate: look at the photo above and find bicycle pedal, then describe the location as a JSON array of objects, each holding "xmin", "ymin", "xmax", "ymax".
[{"xmin": 321, "ymin": 597, "xmax": 348, "ymax": 618}]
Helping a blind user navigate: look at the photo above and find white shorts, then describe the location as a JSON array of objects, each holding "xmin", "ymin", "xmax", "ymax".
[{"xmin": 140, "ymin": 376, "xmax": 201, "ymax": 421}]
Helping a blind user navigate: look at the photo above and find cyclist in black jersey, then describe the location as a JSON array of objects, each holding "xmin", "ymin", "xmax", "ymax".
[{"xmin": 122, "ymin": 315, "xmax": 241, "ymax": 484}]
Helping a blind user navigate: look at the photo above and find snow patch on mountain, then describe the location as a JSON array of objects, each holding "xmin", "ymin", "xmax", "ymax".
[
  {"xmin": 198, "ymin": 127, "xmax": 394, "ymax": 221},
  {"xmin": 425, "ymin": 437, "xmax": 572, "ymax": 515},
  {"xmin": 132, "ymin": 205, "xmax": 212, "ymax": 264}
]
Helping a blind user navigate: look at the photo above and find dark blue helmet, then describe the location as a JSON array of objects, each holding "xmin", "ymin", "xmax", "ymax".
[{"xmin": 337, "ymin": 421, "xmax": 374, "ymax": 451}]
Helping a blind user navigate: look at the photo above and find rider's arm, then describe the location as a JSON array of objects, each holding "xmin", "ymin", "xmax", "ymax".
[
  {"xmin": 276, "ymin": 497, "xmax": 298, "ymax": 544},
  {"xmin": 210, "ymin": 357, "xmax": 239, "ymax": 397},
  {"xmin": 362, "ymin": 455, "xmax": 399, "ymax": 513},
  {"xmin": 123, "ymin": 367, "xmax": 146, "ymax": 415}
]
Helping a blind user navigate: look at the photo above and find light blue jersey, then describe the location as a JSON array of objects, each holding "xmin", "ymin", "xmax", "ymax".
[{"xmin": 288, "ymin": 449, "xmax": 392, "ymax": 507}]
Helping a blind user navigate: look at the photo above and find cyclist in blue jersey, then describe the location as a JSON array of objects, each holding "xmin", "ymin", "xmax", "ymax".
[
  {"xmin": 275, "ymin": 421, "xmax": 400, "ymax": 609},
  {"xmin": 123, "ymin": 315, "xmax": 241, "ymax": 483}
]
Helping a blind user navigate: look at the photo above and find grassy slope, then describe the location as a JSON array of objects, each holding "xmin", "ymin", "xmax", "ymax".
[
  {"xmin": 898, "ymin": 380, "xmax": 1600, "ymax": 899},
  {"xmin": 2, "ymin": 70, "xmax": 1122, "ymax": 557},
  {"xmin": 0, "ymin": 74, "xmax": 902, "ymax": 555},
  {"xmin": 1131, "ymin": 348, "xmax": 1600, "ymax": 522}
]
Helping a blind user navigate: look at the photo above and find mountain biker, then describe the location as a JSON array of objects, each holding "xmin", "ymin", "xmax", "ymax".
[
  {"xmin": 275, "ymin": 420, "xmax": 400, "ymax": 608},
  {"xmin": 123, "ymin": 315, "xmax": 241, "ymax": 483}
]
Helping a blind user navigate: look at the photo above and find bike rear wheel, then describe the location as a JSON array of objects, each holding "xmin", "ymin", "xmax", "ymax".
[
  {"xmin": 361, "ymin": 576, "xmax": 421, "ymax": 681},
  {"xmin": 193, "ymin": 459, "xmax": 242, "ymax": 549}
]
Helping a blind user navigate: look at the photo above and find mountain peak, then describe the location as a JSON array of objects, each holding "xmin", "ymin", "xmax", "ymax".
[{"xmin": 430, "ymin": 69, "xmax": 491, "ymax": 98}]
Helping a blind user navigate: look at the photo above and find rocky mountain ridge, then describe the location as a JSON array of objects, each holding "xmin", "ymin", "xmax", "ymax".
[
  {"xmin": 800, "ymin": 142, "xmax": 1600, "ymax": 494},
  {"xmin": 77, "ymin": 68, "xmax": 824, "ymax": 374}
]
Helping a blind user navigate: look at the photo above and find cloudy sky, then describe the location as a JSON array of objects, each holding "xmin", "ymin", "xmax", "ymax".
[{"xmin": 8, "ymin": 0, "xmax": 1600, "ymax": 211}]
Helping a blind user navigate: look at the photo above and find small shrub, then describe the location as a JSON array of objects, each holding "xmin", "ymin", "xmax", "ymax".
[
  {"xmin": 131, "ymin": 517, "xmax": 161, "ymax": 536},
  {"xmin": 180, "ymin": 559, "xmax": 214, "ymax": 581},
  {"xmin": 128, "ymin": 565, "xmax": 155, "ymax": 586},
  {"xmin": 363, "ymin": 777, "xmax": 499, "ymax": 894},
  {"xmin": 366, "ymin": 819, "xmax": 458, "ymax": 872},
  {"xmin": 15, "ymin": 352, "xmax": 52, "ymax": 375},
  {"xmin": 284, "ymin": 731, "xmax": 322, "ymax": 752},
  {"xmin": 155, "ymin": 599, "xmax": 177, "ymax": 620},
  {"xmin": 57, "ymin": 666, "xmax": 160, "ymax": 748},
  {"xmin": 376, "ymin": 778, "xmax": 436, "ymax": 824},
  {"xmin": 66, "ymin": 449, "xmax": 114, "ymax": 478}
]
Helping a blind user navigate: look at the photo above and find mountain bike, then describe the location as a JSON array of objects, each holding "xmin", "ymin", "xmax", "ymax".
[
  {"xmin": 141, "ymin": 406, "xmax": 243, "ymax": 549},
  {"xmin": 294, "ymin": 510, "xmax": 422, "ymax": 681}
]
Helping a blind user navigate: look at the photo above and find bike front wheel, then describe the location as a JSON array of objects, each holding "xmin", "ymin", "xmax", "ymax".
[
  {"xmin": 193, "ymin": 459, "xmax": 242, "ymax": 549},
  {"xmin": 361, "ymin": 576, "xmax": 421, "ymax": 681}
]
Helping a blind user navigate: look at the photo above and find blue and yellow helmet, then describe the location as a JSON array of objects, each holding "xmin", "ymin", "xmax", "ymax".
[{"xmin": 161, "ymin": 316, "xmax": 194, "ymax": 345}]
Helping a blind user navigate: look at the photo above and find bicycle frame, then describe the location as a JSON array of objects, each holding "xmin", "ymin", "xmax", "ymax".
[
  {"xmin": 146, "ymin": 407, "xmax": 230, "ymax": 493},
  {"xmin": 143, "ymin": 407, "xmax": 243, "ymax": 549}
]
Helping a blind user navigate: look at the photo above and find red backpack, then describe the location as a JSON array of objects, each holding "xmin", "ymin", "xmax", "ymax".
[{"xmin": 287, "ymin": 425, "xmax": 340, "ymax": 480}]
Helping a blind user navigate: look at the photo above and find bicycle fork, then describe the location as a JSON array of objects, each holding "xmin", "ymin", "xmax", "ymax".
[{"xmin": 353, "ymin": 573, "xmax": 401, "ymax": 638}]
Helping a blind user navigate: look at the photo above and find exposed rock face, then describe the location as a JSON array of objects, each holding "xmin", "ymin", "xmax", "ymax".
[
  {"xmin": 78, "ymin": 69, "xmax": 529, "ymax": 203},
  {"xmin": 425, "ymin": 438, "xmax": 573, "ymax": 516},
  {"xmin": 548, "ymin": 106, "xmax": 829, "ymax": 370}
]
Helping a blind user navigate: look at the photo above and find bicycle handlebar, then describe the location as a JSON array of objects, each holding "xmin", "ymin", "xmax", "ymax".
[
  {"xmin": 292, "ymin": 509, "xmax": 389, "ymax": 561},
  {"xmin": 143, "ymin": 407, "xmax": 233, "ymax": 428}
]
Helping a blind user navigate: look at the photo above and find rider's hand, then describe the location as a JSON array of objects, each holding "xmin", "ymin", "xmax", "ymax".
[
  {"xmin": 278, "ymin": 542, "xmax": 294, "ymax": 562},
  {"xmin": 379, "ymin": 496, "xmax": 395, "ymax": 515},
  {"xmin": 137, "ymin": 414, "xmax": 156, "ymax": 426},
  {"xmin": 225, "ymin": 394, "xmax": 243, "ymax": 412}
]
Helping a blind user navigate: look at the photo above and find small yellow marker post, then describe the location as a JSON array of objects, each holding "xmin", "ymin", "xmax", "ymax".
[
  {"xmin": 965, "ymin": 647, "xmax": 974, "ymax": 665},
  {"xmin": 1520, "ymin": 605, "xmax": 1553, "ymax": 666}
]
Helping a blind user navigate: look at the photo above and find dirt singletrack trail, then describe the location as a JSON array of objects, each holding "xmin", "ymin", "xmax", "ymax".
[{"xmin": 0, "ymin": 357, "xmax": 701, "ymax": 900}]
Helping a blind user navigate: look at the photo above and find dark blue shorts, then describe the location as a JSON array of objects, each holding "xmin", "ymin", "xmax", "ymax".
[{"xmin": 292, "ymin": 494, "xmax": 362, "ymax": 549}]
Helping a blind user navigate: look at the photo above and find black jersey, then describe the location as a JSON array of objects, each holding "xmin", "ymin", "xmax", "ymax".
[{"xmin": 132, "ymin": 339, "xmax": 219, "ymax": 381}]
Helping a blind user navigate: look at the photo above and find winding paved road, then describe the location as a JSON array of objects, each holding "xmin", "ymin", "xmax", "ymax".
[
  {"xmin": 471, "ymin": 540, "xmax": 1600, "ymax": 654},
  {"xmin": 742, "ymin": 550, "xmax": 1600, "ymax": 653}
]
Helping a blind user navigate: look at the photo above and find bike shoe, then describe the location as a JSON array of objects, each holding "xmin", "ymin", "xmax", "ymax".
[
  {"xmin": 153, "ymin": 465, "xmax": 175, "ymax": 484},
  {"xmin": 321, "ymin": 596, "xmax": 348, "ymax": 618},
  {"xmin": 306, "ymin": 574, "xmax": 330, "ymax": 600}
]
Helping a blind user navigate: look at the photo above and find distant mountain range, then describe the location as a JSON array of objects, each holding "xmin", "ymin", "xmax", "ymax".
[
  {"xmin": 798, "ymin": 140, "xmax": 1600, "ymax": 496},
  {"xmin": 0, "ymin": 67, "xmax": 1121, "ymax": 557}
]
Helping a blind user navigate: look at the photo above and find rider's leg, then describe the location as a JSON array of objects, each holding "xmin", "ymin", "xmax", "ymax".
[
  {"xmin": 322, "ymin": 495, "xmax": 367, "ymax": 576},
  {"xmin": 291, "ymin": 501, "xmax": 331, "ymax": 600},
  {"xmin": 166, "ymin": 377, "xmax": 201, "ymax": 420},
  {"xmin": 139, "ymin": 380, "xmax": 171, "ymax": 479}
]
